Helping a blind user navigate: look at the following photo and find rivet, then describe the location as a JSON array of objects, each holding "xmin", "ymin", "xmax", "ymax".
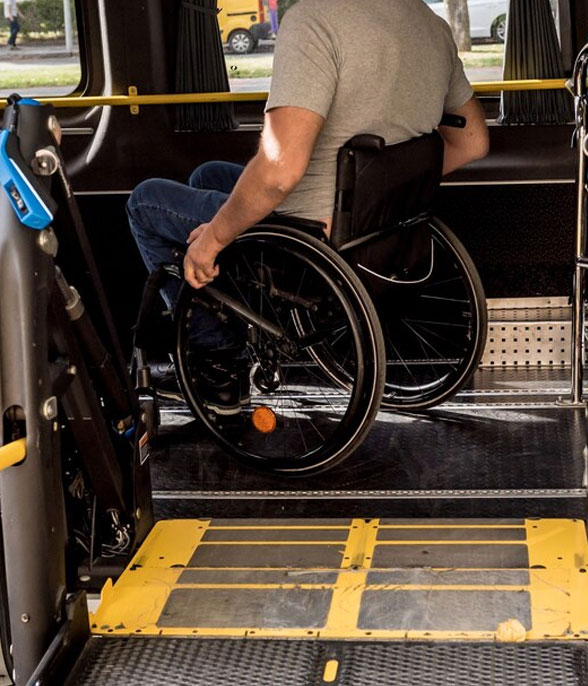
[
  {"xmin": 135, "ymin": 508, "xmax": 142, "ymax": 520},
  {"xmin": 37, "ymin": 228, "xmax": 58, "ymax": 257},
  {"xmin": 41, "ymin": 397, "xmax": 58, "ymax": 421},
  {"xmin": 79, "ymin": 575, "xmax": 91, "ymax": 583},
  {"xmin": 20, "ymin": 614, "xmax": 30, "ymax": 623}
]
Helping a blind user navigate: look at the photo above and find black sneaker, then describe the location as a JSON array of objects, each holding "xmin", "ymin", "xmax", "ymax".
[
  {"xmin": 150, "ymin": 360, "xmax": 180, "ymax": 392},
  {"xmin": 196, "ymin": 351, "xmax": 250, "ymax": 416}
]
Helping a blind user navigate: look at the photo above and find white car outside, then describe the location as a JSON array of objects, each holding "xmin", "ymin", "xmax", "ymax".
[{"xmin": 423, "ymin": 0, "xmax": 508, "ymax": 42}]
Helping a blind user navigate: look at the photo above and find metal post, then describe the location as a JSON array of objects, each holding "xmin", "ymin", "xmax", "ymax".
[
  {"xmin": 570, "ymin": 50, "xmax": 588, "ymax": 404},
  {"xmin": 0, "ymin": 103, "xmax": 68, "ymax": 685},
  {"xmin": 63, "ymin": 0, "xmax": 73, "ymax": 54}
]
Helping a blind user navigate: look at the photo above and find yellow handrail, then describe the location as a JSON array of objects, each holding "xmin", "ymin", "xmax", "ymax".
[
  {"xmin": 0, "ymin": 438, "xmax": 26, "ymax": 471},
  {"xmin": 0, "ymin": 78, "xmax": 570, "ymax": 110},
  {"xmin": 472, "ymin": 78, "xmax": 567, "ymax": 93}
]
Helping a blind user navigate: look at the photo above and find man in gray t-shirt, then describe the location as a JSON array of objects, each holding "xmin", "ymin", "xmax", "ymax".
[
  {"xmin": 129, "ymin": 0, "xmax": 489, "ymax": 293},
  {"xmin": 180, "ymin": 0, "xmax": 488, "ymax": 287},
  {"xmin": 266, "ymin": 0, "xmax": 475, "ymax": 221}
]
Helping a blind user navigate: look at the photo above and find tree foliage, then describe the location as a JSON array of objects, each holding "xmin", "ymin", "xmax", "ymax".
[
  {"xmin": 18, "ymin": 0, "xmax": 65, "ymax": 36},
  {"xmin": 277, "ymin": 0, "xmax": 299, "ymax": 22},
  {"xmin": 443, "ymin": 0, "xmax": 472, "ymax": 52}
]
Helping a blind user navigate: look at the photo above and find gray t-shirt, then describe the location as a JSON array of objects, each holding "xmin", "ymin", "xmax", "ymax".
[{"xmin": 265, "ymin": 0, "xmax": 473, "ymax": 220}]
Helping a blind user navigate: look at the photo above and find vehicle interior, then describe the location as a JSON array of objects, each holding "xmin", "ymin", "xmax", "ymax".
[{"xmin": 1, "ymin": 0, "xmax": 588, "ymax": 684}]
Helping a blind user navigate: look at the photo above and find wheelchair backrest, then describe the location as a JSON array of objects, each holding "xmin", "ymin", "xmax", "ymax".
[{"xmin": 330, "ymin": 131, "xmax": 444, "ymax": 252}]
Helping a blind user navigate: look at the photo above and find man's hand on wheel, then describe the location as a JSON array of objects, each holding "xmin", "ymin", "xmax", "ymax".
[{"xmin": 183, "ymin": 223, "xmax": 224, "ymax": 289}]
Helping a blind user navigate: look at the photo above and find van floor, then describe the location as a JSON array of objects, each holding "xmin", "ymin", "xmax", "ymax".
[
  {"xmin": 67, "ymin": 367, "xmax": 588, "ymax": 686},
  {"xmin": 149, "ymin": 367, "xmax": 588, "ymax": 520}
]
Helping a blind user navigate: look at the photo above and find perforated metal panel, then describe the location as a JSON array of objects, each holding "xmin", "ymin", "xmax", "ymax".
[
  {"xmin": 336, "ymin": 643, "xmax": 588, "ymax": 686},
  {"xmin": 69, "ymin": 639, "xmax": 588, "ymax": 686},
  {"xmin": 69, "ymin": 638, "xmax": 325, "ymax": 686},
  {"xmin": 481, "ymin": 297, "xmax": 571, "ymax": 368}
]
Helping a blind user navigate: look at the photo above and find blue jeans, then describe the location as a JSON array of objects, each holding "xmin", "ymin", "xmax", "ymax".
[
  {"xmin": 127, "ymin": 161, "xmax": 245, "ymax": 349},
  {"xmin": 7, "ymin": 18, "xmax": 19, "ymax": 46},
  {"xmin": 269, "ymin": 8, "xmax": 279, "ymax": 34}
]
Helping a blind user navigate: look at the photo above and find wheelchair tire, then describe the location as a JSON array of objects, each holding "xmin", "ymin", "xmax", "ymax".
[
  {"xmin": 174, "ymin": 225, "xmax": 386, "ymax": 474},
  {"xmin": 378, "ymin": 218, "xmax": 487, "ymax": 409}
]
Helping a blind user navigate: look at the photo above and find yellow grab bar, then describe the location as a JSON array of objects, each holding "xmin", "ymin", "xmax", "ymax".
[
  {"xmin": 472, "ymin": 78, "xmax": 567, "ymax": 93},
  {"xmin": 0, "ymin": 438, "xmax": 26, "ymax": 471},
  {"xmin": 0, "ymin": 78, "xmax": 570, "ymax": 110}
]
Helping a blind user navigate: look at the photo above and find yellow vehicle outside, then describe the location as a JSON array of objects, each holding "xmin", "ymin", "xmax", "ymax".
[{"xmin": 217, "ymin": 0, "xmax": 271, "ymax": 54}]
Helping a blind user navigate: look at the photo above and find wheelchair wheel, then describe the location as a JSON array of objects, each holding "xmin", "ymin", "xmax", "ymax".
[
  {"xmin": 378, "ymin": 218, "xmax": 487, "ymax": 409},
  {"xmin": 174, "ymin": 225, "xmax": 386, "ymax": 474}
]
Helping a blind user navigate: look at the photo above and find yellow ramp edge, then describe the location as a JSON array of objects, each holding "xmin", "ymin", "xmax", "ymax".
[{"xmin": 90, "ymin": 518, "xmax": 588, "ymax": 641}]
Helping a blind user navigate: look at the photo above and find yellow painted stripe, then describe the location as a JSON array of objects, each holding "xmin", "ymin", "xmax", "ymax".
[
  {"xmin": 377, "ymin": 524, "xmax": 525, "ymax": 529},
  {"xmin": 90, "ymin": 520, "xmax": 211, "ymax": 631},
  {"xmin": 323, "ymin": 659, "xmax": 339, "ymax": 683},
  {"xmin": 526, "ymin": 519, "xmax": 588, "ymax": 640},
  {"xmin": 373, "ymin": 541, "xmax": 525, "ymax": 545},
  {"xmin": 323, "ymin": 518, "xmax": 378, "ymax": 636},
  {"xmin": 0, "ymin": 438, "xmax": 26, "ymax": 471},
  {"xmin": 0, "ymin": 78, "xmax": 569, "ymax": 111},
  {"xmin": 130, "ymin": 519, "xmax": 210, "ymax": 568}
]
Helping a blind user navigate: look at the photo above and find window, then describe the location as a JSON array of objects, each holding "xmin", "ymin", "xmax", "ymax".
[
  {"xmin": 222, "ymin": 0, "xmax": 565, "ymax": 93},
  {"xmin": 0, "ymin": 0, "xmax": 82, "ymax": 99},
  {"xmin": 223, "ymin": 0, "xmax": 511, "ymax": 93}
]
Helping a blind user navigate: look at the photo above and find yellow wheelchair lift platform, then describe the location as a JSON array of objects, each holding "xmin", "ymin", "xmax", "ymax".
[{"xmin": 91, "ymin": 517, "xmax": 588, "ymax": 641}]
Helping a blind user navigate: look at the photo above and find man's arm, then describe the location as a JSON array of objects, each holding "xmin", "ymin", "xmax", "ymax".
[
  {"xmin": 183, "ymin": 106, "xmax": 324, "ymax": 289},
  {"xmin": 438, "ymin": 96, "xmax": 490, "ymax": 175}
]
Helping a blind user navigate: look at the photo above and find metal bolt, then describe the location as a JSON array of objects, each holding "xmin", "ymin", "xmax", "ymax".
[
  {"xmin": 79, "ymin": 575, "xmax": 91, "ymax": 583},
  {"xmin": 48, "ymin": 115, "xmax": 62, "ymax": 144},
  {"xmin": 41, "ymin": 396, "xmax": 58, "ymax": 421},
  {"xmin": 68, "ymin": 365, "xmax": 77, "ymax": 376},
  {"xmin": 20, "ymin": 614, "xmax": 30, "ymax": 623},
  {"xmin": 37, "ymin": 229, "xmax": 58, "ymax": 257},
  {"xmin": 135, "ymin": 508, "xmax": 142, "ymax": 520}
]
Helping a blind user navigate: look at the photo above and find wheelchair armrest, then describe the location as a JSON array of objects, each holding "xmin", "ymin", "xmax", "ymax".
[
  {"xmin": 439, "ymin": 113, "xmax": 467, "ymax": 128},
  {"xmin": 345, "ymin": 134, "xmax": 385, "ymax": 151}
]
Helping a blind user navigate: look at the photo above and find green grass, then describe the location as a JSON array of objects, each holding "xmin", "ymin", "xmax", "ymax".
[
  {"xmin": 460, "ymin": 43, "xmax": 504, "ymax": 68},
  {"xmin": 225, "ymin": 55, "xmax": 273, "ymax": 79},
  {"xmin": 0, "ymin": 65, "xmax": 81, "ymax": 89}
]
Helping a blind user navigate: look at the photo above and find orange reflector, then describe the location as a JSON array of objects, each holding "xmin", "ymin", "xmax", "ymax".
[{"xmin": 251, "ymin": 406, "xmax": 277, "ymax": 434}]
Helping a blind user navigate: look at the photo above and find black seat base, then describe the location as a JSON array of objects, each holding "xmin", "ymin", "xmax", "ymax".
[{"xmin": 263, "ymin": 213, "xmax": 327, "ymax": 237}]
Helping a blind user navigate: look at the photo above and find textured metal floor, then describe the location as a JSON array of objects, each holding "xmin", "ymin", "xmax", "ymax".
[
  {"xmin": 150, "ymin": 367, "xmax": 588, "ymax": 520},
  {"xmin": 69, "ymin": 639, "xmax": 588, "ymax": 685}
]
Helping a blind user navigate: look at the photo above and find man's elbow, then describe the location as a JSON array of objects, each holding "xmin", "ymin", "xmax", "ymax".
[
  {"xmin": 259, "ymin": 159, "xmax": 306, "ymax": 196},
  {"xmin": 457, "ymin": 130, "xmax": 490, "ymax": 168},
  {"xmin": 472, "ymin": 128, "xmax": 490, "ymax": 161}
]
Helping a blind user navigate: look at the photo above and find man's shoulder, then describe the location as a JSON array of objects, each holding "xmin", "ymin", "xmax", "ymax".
[{"xmin": 283, "ymin": 0, "xmax": 340, "ymax": 22}]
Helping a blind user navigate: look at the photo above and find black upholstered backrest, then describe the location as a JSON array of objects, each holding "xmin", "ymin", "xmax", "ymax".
[{"xmin": 330, "ymin": 131, "xmax": 444, "ymax": 252}]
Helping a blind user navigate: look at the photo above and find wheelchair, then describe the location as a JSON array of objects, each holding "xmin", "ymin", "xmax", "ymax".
[{"xmin": 148, "ymin": 122, "xmax": 488, "ymax": 475}]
